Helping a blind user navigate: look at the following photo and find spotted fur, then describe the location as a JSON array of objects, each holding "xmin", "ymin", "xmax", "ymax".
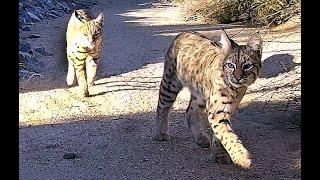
[
  {"xmin": 66, "ymin": 9, "xmax": 104, "ymax": 98},
  {"xmin": 155, "ymin": 31, "xmax": 263, "ymax": 169}
]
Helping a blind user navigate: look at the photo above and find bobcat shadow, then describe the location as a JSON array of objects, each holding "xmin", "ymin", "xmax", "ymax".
[
  {"xmin": 89, "ymin": 76, "xmax": 161, "ymax": 97},
  {"xmin": 260, "ymin": 53, "xmax": 299, "ymax": 78},
  {"xmin": 19, "ymin": 99, "xmax": 300, "ymax": 179}
]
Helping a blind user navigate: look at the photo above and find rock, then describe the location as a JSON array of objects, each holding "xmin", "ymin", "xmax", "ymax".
[
  {"xmin": 19, "ymin": 2, "xmax": 24, "ymax": 11},
  {"xmin": 24, "ymin": 60, "xmax": 43, "ymax": 73},
  {"xmin": 19, "ymin": 42, "xmax": 33, "ymax": 54},
  {"xmin": 45, "ymin": 0, "xmax": 53, "ymax": 4},
  {"xmin": 19, "ymin": 51, "xmax": 43, "ymax": 73},
  {"xmin": 19, "ymin": 51, "xmax": 34, "ymax": 63},
  {"xmin": 57, "ymin": 1, "xmax": 71, "ymax": 13},
  {"xmin": 50, "ymin": 9, "xmax": 60, "ymax": 17},
  {"xmin": 21, "ymin": 26, "xmax": 31, "ymax": 31},
  {"xmin": 19, "ymin": 69, "xmax": 27, "ymax": 78},
  {"xmin": 27, "ymin": 33, "xmax": 42, "ymax": 39},
  {"xmin": 46, "ymin": 143, "xmax": 59, "ymax": 149},
  {"xmin": 47, "ymin": 13, "xmax": 59, "ymax": 19},
  {"xmin": 38, "ymin": 1, "xmax": 50, "ymax": 9},
  {"xmin": 69, "ymin": 1, "xmax": 77, "ymax": 10},
  {"xmin": 20, "ymin": 11, "xmax": 32, "ymax": 24},
  {"xmin": 35, "ymin": 47, "xmax": 53, "ymax": 56},
  {"xmin": 38, "ymin": 13, "xmax": 45, "ymax": 20},
  {"xmin": 63, "ymin": 153, "xmax": 78, "ymax": 159},
  {"xmin": 19, "ymin": 18, "xmax": 24, "ymax": 25},
  {"xmin": 43, "ymin": 0, "xmax": 55, "ymax": 10},
  {"xmin": 26, "ymin": 10, "xmax": 41, "ymax": 23},
  {"xmin": 75, "ymin": 1, "xmax": 90, "ymax": 9},
  {"xmin": 33, "ymin": 6, "xmax": 45, "ymax": 19}
]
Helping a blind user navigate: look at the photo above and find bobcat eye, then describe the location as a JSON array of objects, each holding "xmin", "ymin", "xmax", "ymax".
[
  {"xmin": 243, "ymin": 64, "xmax": 252, "ymax": 70},
  {"xmin": 93, "ymin": 32, "xmax": 100, "ymax": 37},
  {"xmin": 226, "ymin": 63, "xmax": 235, "ymax": 69},
  {"xmin": 93, "ymin": 29, "xmax": 101, "ymax": 37}
]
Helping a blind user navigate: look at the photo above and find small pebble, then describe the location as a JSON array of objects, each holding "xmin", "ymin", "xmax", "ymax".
[
  {"xmin": 35, "ymin": 47, "xmax": 53, "ymax": 56},
  {"xmin": 27, "ymin": 33, "xmax": 42, "ymax": 39},
  {"xmin": 21, "ymin": 26, "xmax": 31, "ymax": 31},
  {"xmin": 63, "ymin": 152, "xmax": 77, "ymax": 159}
]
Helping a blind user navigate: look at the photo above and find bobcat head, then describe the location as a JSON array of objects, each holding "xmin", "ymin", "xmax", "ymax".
[{"xmin": 220, "ymin": 30, "xmax": 263, "ymax": 88}]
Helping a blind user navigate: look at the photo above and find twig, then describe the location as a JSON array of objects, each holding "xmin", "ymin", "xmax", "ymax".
[
  {"xmin": 230, "ymin": 27, "xmax": 246, "ymax": 38},
  {"xmin": 23, "ymin": 72, "xmax": 41, "ymax": 88},
  {"xmin": 261, "ymin": 89, "xmax": 276, "ymax": 112},
  {"xmin": 279, "ymin": 61, "xmax": 288, "ymax": 72}
]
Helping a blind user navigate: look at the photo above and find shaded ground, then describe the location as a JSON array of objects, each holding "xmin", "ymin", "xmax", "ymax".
[{"xmin": 19, "ymin": 0, "xmax": 301, "ymax": 179}]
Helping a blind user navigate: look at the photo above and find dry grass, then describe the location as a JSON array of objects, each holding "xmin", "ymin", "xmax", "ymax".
[{"xmin": 168, "ymin": 0, "xmax": 301, "ymax": 27}]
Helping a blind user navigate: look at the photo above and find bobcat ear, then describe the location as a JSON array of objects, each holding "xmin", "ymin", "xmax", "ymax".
[
  {"xmin": 96, "ymin": 13, "xmax": 104, "ymax": 24},
  {"xmin": 220, "ymin": 30, "xmax": 231, "ymax": 56},
  {"xmin": 74, "ymin": 10, "xmax": 79, "ymax": 17},
  {"xmin": 246, "ymin": 32, "xmax": 263, "ymax": 55},
  {"xmin": 74, "ymin": 10, "xmax": 86, "ymax": 23},
  {"xmin": 74, "ymin": 10, "xmax": 81, "ymax": 22}
]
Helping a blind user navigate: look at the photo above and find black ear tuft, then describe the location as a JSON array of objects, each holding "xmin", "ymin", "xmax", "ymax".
[
  {"xmin": 74, "ymin": 9, "xmax": 89, "ymax": 22},
  {"xmin": 75, "ymin": 10, "xmax": 84, "ymax": 22},
  {"xmin": 75, "ymin": 10, "xmax": 80, "ymax": 20}
]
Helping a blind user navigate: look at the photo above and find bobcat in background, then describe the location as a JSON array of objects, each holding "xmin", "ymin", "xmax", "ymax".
[{"xmin": 66, "ymin": 9, "xmax": 104, "ymax": 98}]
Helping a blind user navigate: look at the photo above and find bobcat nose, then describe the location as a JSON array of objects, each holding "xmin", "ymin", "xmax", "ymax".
[
  {"xmin": 235, "ymin": 76, "xmax": 241, "ymax": 82},
  {"xmin": 233, "ymin": 70, "xmax": 242, "ymax": 82}
]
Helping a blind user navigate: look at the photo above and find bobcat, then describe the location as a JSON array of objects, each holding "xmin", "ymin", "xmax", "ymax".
[
  {"xmin": 155, "ymin": 30, "xmax": 263, "ymax": 169},
  {"xmin": 66, "ymin": 9, "xmax": 104, "ymax": 98}
]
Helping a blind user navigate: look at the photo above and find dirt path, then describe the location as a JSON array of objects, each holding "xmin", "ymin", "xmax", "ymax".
[{"xmin": 19, "ymin": 0, "xmax": 301, "ymax": 179}]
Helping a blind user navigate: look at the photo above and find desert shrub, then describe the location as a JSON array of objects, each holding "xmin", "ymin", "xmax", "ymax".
[
  {"xmin": 252, "ymin": 0, "xmax": 301, "ymax": 26},
  {"xmin": 167, "ymin": 0, "xmax": 301, "ymax": 27}
]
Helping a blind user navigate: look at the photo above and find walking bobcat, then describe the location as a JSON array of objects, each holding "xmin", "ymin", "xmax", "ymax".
[
  {"xmin": 155, "ymin": 30, "xmax": 263, "ymax": 169},
  {"xmin": 66, "ymin": 9, "xmax": 104, "ymax": 98}
]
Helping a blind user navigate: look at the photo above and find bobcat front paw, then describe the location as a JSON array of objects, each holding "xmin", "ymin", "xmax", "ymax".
[
  {"xmin": 79, "ymin": 90, "xmax": 89, "ymax": 98},
  {"xmin": 194, "ymin": 134, "xmax": 211, "ymax": 148},
  {"xmin": 213, "ymin": 150, "xmax": 252, "ymax": 169},
  {"xmin": 89, "ymin": 82, "xmax": 95, "ymax": 86},
  {"xmin": 154, "ymin": 133, "xmax": 170, "ymax": 141},
  {"xmin": 66, "ymin": 77, "xmax": 75, "ymax": 86},
  {"xmin": 212, "ymin": 152, "xmax": 231, "ymax": 164},
  {"xmin": 232, "ymin": 153, "xmax": 252, "ymax": 170}
]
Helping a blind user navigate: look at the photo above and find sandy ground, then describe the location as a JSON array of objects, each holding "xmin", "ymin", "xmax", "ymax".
[{"xmin": 19, "ymin": 0, "xmax": 301, "ymax": 179}]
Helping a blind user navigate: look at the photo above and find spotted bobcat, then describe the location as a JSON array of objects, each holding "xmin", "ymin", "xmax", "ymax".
[
  {"xmin": 155, "ymin": 30, "xmax": 263, "ymax": 169},
  {"xmin": 66, "ymin": 9, "xmax": 104, "ymax": 98}
]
